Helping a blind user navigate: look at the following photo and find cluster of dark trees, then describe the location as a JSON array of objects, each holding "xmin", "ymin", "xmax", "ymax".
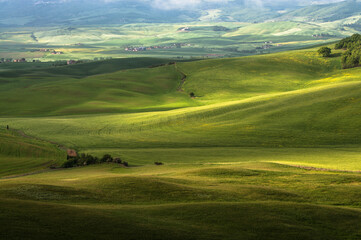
[
  {"xmin": 318, "ymin": 47, "xmax": 332, "ymax": 57},
  {"xmin": 335, "ymin": 34, "xmax": 361, "ymax": 49},
  {"xmin": 341, "ymin": 46, "xmax": 361, "ymax": 69},
  {"xmin": 334, "ymin": 34, "xmax": 361, "ymax": 69},
  {"xmin": 62, "ymin": 153, "xmax": 128, "ymax": 168}
]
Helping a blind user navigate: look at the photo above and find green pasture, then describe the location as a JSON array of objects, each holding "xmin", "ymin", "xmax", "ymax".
[
  {"xmin": 1, "ymin": 157, "xmax": 361, "ymax": 239},
  {"xmin": 1, "ymin": 43, "xmax": 361, "ymax": 239},
  {"xmin": 0, "ymin": 128, "xmax": 65, "ymax": 178},
  {"xmin": 1, "ymin": 47, "xmax": 361, "ymax": 150}
]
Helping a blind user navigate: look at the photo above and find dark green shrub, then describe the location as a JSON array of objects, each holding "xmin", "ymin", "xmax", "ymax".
[
  {"xmin": 318, "ymin": 47, "xmax": 331, "ymax": 57},
  {"xmin": 335, "ymin": 34, "xmax": 361, "ymax": 49},
  {"xmin": 341, "ymin": 45, "xmax": 361, "ymax": 68},
  {"xmin": 101, "ymin": 154, "xmax": 113, "ymax": 163},
  {"xmin": 62, "ymin": 158, "xmax": 78, "ymax": 168}
]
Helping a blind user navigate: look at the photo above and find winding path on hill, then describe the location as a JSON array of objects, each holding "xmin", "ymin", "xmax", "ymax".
[
  {"xmin": 1, "ymin": 127, "xmax": 76, "ymax": 177},
  {"xmin": 174, "ymin": 63, "xmax": 187, "ymax": 92},
  {"xmin": 15, "ymin": 129, "xmax": 69, "ymax": 151},
  {"xmin": 16, "ymin": 129, "xmax": 80, "ymax": 164},
  {"xmin": 0, "ymin": 128, "xmax": 74, "ymax": 180}
]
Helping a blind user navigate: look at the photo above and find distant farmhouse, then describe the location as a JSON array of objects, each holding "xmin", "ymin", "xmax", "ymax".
[{"xmin": 66, "ymin": 149, "xmax": 78, "ymax": 159}]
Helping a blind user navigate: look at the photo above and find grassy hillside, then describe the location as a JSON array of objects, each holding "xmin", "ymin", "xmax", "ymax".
[
  {"xmin": 179, "ymin": 48, "xmax": 343, "ymax": 102},
  {"xmin": 0, "ymin": 58, "xmax": 195, "ymax": 116},
  {"xmin": 3, "ymin": 79, "xmax": 361, "ymax": 149},
  {"xmin": 1, "ymin": 158, "xmax": 361, "ymax": 239},
  {"xmin": 0, "ymin": 128, "xmax": 65, "ymax": 178},
  {"xmin": 3, "ymin": 45, "xmax": 361, "ymax": 239},
  {"xmin": 0, "ymin": 48, "xmax": 345, "ymax": 116},
  {"xmin": 2, "ymin": 47, "xmax": 361, "ymax": 149}
]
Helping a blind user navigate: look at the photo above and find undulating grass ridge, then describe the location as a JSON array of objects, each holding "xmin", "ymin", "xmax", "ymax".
[
  {"xmin": 0, "ymin": 128, "xmax": 65, "ymax": 178},
  {"xmin": 2, "ymin": 46, "xmax": 361, "ymax": 239}
]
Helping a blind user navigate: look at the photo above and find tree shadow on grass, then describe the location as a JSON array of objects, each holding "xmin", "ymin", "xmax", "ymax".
[{"xmin": 330, "ymin": 53, "xmax": 342, "ymax": 58}]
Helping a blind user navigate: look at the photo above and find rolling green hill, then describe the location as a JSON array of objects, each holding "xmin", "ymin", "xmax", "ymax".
[
  {"xmin": 2, "ymin": 46, "xmax": 361, "ymax": 149},
  {"xmin": 0, "ymin": 58, "xmax": 195, "ymax": 116},
  {"xmin": 4, "ymin": 0, "xmax": 361, "ymax": 238},
  {"xmin": 1, "ymin": 152, "xmax": 361, "ymax": 239},
  {"xmin": 3, "ymin": 45, "xmax": 361, "ymax": 239},
  {"xmin": 0, "ymin": 128, "xmax": 65, "ymax": 178}
]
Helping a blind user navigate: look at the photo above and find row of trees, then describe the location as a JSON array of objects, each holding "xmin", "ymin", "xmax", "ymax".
[
  {"xmin": 335, "ymin": 34, "xmax": 361, "ymax": 49},
  {"xmin": 62, "ymin": 152, "xmax": 166, "ymax": 168},
  {"xmin": 62, "ymin": 153, "xmax": 128, "ymax": 168}
]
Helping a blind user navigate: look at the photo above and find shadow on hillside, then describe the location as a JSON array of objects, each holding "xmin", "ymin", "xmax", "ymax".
[{"xmin": 330, "ymin": 53, "xmax": 342, "ymax": 58}]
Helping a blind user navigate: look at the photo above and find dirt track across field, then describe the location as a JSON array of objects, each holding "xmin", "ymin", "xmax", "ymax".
[{"xmin": 175, "ymin": 63, "xmax": 187, "ymax": 92}]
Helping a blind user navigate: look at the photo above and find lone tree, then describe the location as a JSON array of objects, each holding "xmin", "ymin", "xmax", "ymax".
[{"xmin": 318, "ymin": 47, "xmax": 332, "ymax": 57}]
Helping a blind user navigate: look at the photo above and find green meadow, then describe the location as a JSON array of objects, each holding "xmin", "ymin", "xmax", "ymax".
[
  {"xmin": 0, "ymin": 128, "xmax": 64, "ymax": 178},
  {"xmin": 2, "ymin": 45, "xmax": 361, "ymax": 239}
]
